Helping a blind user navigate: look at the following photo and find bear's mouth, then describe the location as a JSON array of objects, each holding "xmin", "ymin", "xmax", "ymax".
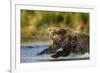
[{"xmin": 56, "ymin": 36, "xmax": 63, "ymax": 44}]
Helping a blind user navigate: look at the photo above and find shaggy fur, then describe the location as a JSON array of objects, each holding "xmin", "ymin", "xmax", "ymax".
[{"xmin": 37, "ymin": 27, "xmax": 89, "ymax": 58}]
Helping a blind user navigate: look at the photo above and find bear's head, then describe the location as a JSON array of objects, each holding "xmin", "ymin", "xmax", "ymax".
[
  {"xmin": 48, "ymin": 27, "xmax": 72, "ymax": 45},
  {"xmin": 47, "ymin": 27, "xmax": 74, "ymax": 45}
]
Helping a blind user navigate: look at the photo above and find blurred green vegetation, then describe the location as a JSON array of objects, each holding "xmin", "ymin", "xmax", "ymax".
[{"xmin": 21, "ymin": 10, "xmax": 89, "ymax": 43}]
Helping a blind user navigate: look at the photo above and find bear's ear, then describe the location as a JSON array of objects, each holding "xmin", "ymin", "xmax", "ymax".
[
  {"xmin": 65, "ymin": 28, "xmax": 74, "ymax": 38},
  {"xmin": 48, "ymin": 28, "xmax": 52, "ymax": 32},
  {"xmin": 60, "ymin": 28, "xmax": 67, "ymax": 35}
]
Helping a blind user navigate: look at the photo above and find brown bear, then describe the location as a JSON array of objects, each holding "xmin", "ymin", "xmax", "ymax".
[{"xmin": 37, "ymin": 27, "xmax": 89, "ymax": 58}]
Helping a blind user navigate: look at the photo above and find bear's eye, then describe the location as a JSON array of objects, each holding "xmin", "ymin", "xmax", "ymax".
[{"xmin": 57, "ymin": 31, "xmax": 62, "ymax": 34}]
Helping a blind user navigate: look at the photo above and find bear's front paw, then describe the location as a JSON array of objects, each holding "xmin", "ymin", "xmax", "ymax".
[
  {"xmin": 36, "ymin": 49, "xmax": 48, "ymax": 56},
  {"xmin": 51, "ymin": 51, "xmax": 62, "ymax": 58},
  {"xmin": 51, "ymin": 50, "xmax": 71, "ymax": 58},
  {"xmin": 51, "ymin": 54, "xmax": 60, "ymax": 58},
  {"xmin": 36, "ymin": 52, "xmax": 43, "ymax": 56}
]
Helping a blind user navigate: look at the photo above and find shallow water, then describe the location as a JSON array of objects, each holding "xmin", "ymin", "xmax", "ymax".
[{"xmin": 21, "ymin": 44, "xmax": 89, "ymax": 63}]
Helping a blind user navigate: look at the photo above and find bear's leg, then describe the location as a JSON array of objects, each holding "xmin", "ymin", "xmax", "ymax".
[
  {"xmin": 37, "ymin": 46, "xmax": 59, "ymax": 55},
  {"xmin": 51, "ymin": 51, "xmax": 63, "ymax": 58},
  {"xmin": 37, "ymin": 48, "xmax": 49, "ymax": 55},
  {"xmin": 51, "ymin": 49, "xmax": 71, "ymax": 58}
]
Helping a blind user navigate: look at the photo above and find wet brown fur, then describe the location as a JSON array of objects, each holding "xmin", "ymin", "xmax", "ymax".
[{"xmin": 37, "ymin": 27, "xmax": 89, "ymax": 58}]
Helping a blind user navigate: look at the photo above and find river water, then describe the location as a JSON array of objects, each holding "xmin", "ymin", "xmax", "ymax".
[{"xmin": 21, "ymin": 43, "xmax": 89, "ymax": 63}]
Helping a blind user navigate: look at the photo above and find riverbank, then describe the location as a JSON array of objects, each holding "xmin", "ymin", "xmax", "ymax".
[{"xmin": 21, "ymin": 35, "xmax": 50, "ymax": 44}]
